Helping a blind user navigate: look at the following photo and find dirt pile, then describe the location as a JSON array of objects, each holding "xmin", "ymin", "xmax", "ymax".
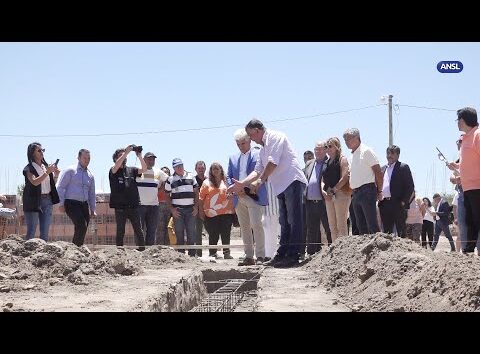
[
  {"xmin": 0, "ymin": 235, "xmax": 201, "ymax": 293},
  {"xmin": 306, "ymin": 233, "xmax": 480, "ymax": 312}
]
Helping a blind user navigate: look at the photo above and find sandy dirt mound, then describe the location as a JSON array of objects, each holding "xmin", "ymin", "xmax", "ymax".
[
  {"xmin": 306, "ymin": 233, "xmax": 480, "ymax": 312},
  {"xmin": 0, "ymin": 236, "xmax": 201, "ymax": 294}
]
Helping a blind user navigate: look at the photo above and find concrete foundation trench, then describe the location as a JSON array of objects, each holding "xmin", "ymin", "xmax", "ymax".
[{"xmin": 146, "ymin": 268, "xmax": 261, "ymax": 313}]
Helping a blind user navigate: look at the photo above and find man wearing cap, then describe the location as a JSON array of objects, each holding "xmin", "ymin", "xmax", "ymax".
[
  {"xmin": 449, "ymin": 107, "xmax": 480, "ymax": 254},
  {"xmin": 136, "ymin": 152, "xmax": 169, "ymax": 246},
  {"xmin": 164, "ymin": 158, "xmax": 199, "ymax": 256}
]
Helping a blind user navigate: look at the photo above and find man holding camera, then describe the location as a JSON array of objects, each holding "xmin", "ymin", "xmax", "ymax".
[
  {"xmin": 109, "ymin": 144, "xmax": 147, "ymax": 251},
  {"xmin": 57, "ymin": 149, "xmax": 96, "ymax": 247}
]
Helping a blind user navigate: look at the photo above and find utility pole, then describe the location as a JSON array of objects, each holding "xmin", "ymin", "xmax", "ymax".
[{"xmin": 388, "ymin": 94, "xmax": 393, "ymax": 147}]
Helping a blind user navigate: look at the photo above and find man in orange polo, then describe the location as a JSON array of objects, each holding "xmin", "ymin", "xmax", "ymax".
[{"xmin": 449, "ymin": 107, "xmax": 480, "ymax": 254}]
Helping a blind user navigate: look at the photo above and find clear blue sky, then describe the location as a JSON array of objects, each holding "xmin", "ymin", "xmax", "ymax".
[{"xmin": 1, "ymin": 42, "xmax": 478, "ymax": 199}]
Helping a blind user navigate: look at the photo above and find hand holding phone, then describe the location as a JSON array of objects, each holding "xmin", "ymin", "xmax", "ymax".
[{"xmin": 54, "ymin": 159, "xmax": 60, "ymax": 166}]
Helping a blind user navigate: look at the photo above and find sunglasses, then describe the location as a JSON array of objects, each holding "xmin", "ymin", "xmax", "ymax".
[
  {"xmin": 36, "ymin": 148, "xmax": 45, "ymax": 153},
  {"xmin": 325, "ymin": 144, "xmax": 335, "ymax": 149}
]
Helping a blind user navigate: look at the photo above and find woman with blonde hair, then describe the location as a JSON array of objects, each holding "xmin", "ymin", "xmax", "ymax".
[
  {"xmin": 321, "ymin": 137, "xmax": 352, "ymax": 242},
  {"xmin": 198, "ymin": 162, "xmax": 235, "ymax": 259}
]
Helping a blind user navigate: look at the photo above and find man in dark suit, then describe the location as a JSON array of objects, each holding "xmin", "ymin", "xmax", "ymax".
[
  {"xmin": 378, "ymin": 145, "xmax": 414, "ymax": 238},
  {"xmin": 303, "ymin": 142, "xmax": 331, "ymax": 255},
  {"xmin": 431, "ymin": 193, "xmax": 456, "ymax": 251}
]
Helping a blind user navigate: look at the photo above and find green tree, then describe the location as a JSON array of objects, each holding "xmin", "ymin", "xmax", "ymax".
[
  {"xmin": 441, "ymin": 192, "xmax": 455, "ymax": 205},
  {"xmin": 17, "ymin": 183, "xmax": 25, "ymax": 197}
]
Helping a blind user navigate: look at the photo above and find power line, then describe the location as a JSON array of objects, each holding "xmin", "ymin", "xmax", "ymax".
[
  {"xmin": 397, "ymin": 104, "xmax": 457, "ymax": 112},
  {"xmin": 0, "ymin": 104, "xmax": 385, "ymax": 138}
]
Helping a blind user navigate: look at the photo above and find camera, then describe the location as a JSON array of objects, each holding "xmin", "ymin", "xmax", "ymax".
[
  {"xmin": 131, "ymin": 145, "xmax": 143, "ymax": 153},
  {"xmin": 244, "ymin": 187, "xmax": 259, "ymax": 201}
]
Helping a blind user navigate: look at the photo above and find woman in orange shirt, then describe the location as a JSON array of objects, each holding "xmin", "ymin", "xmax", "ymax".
[{"xmin": 199, "ymin": 162, "xmax": 234, "ymax": 259}]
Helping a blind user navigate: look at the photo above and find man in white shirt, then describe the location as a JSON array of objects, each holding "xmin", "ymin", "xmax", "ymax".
[
  {"xmin": 136, "ymin": 152, "xmax": 168, "ymax": 246},
  {"xmin": 228, "ymin": 119, "xmax": 307, "ymax": 268},
  {"xmin": 343, "ymin": 128, "xmax": 383, "ymax": 235}
]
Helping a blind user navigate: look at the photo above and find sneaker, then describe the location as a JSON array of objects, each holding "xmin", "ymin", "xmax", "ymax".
[
  {"xmin": 223, "ymin": 254, "xmax": 233, "ymax": 260},
  {"xmin": 263, "ymin": 257, "xmax": 272, "ymax": 262},
  {"xmin": 256, "ymin": 257, "xmax": 265, "ymax": 264},
  {"xmin": 238, "ymin": 257, "xmax": 255, "ymax": 266}
]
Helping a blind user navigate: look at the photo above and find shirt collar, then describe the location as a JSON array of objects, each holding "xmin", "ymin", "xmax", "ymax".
[
  {"xmin": 262, "ymin": 130, "xmax": 268, "ymax": 144},
  {"xmin": 77, "ymin": 162, "xmax": 88, "ymax": 171}
]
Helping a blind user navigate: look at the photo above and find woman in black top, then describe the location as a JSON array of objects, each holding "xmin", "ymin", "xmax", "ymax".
[
  {"xmin": 321, "ymin": 137, "xmax": 352, "ymax": 242},
  {"xmin": 23, "ymin": 142, "xmax": 60, "ymax": 241}
]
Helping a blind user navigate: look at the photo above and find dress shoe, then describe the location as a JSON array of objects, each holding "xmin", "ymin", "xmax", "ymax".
[
  {"xmin": 238, "ymin": 257, "xmax": 255, "ymax": 266},
  {"xmin": 273, "ymin": 256, "xmax": 299, "ymax": 268},
  {"xmin": 223, "ymin": 254, "xmax": 233, "ymax": 260},
  {"xmin": 263, "ymin": 255, "xmax": 284, "ymax": 267},
  {"xmin": 137, "ymin": 246, "xmax": 146, "ymax": 252},
  {"xmin": 256, "ymin": 257, "xmax": 265, "ymax": 264}
]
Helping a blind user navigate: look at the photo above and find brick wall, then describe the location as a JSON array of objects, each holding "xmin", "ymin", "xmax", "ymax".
[{"xmin": 2, "ymin": 194, "xmax": 138, "ymax": 245}]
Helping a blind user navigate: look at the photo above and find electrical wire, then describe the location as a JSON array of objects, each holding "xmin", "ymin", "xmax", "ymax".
[{"xmin": 0, "ymin": 104, "xmax": 385, "ymax": 138}]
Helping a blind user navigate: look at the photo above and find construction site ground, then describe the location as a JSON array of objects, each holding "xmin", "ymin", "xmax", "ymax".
[{"xmin": 1, "ymin": 230, "xmax": 479, "ymax": 312}]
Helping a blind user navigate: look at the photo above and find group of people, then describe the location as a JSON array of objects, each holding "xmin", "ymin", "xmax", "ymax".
[{"xmin": 16, "ymin": 106, "xmax": 480, "ymax": 267}]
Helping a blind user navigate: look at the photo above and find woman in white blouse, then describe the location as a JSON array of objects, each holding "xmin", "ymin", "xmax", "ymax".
[
  {"xmin": 22, "ymin": 142, "xmax": 60, "ymax": 241},
  {"xmin": 421, "ymin": 197, "xmax": 436, "ymax": 249}
]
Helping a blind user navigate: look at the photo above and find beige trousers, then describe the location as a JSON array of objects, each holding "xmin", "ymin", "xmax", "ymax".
[
  {"xmin": 235, "ymin": 195, "xmax": 265, "ymax": 259},
  {"xmin": 325, "ymin": 189, "xmax": 351, "ymax": 243},
  {"xmin": 262, "ymin": 214, "xmax": 280, "ymax": 258}
]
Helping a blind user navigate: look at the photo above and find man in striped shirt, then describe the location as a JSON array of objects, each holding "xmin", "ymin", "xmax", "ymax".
[{"xmin": 164, "ymin": 158, "xmax": 199, "ymax": 256}]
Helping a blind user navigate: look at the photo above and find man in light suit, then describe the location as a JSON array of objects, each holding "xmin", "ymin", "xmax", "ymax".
[
  {"xmin": 227, "ymin": 129, "xmax": 268, "ymax": 265},
  {"xmin": 378, "ymin": 145, "xmax": 415, "ymax": 238}
]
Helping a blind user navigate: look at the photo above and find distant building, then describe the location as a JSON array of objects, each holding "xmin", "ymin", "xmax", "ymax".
[{"xmin": 0, "ymin": 193, "xmax": 138, "ymax": 245}]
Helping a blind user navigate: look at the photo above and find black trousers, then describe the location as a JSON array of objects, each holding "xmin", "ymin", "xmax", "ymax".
[
  {"xmin": 421, "ymin": 220, "xmax": 434, "ymax": 248},
  {"xmin": 65, "ymin": 199, "xmax": 90, "ymax": 247},
  {"xmin": 463, "ymin": 189, "xmax": 480, "ymax": 253},
  {"xmin": 305, "ymin": 199, "xmax": 331, "ymax": 254},
  {"xmin": 204, "ymin": 214, "xmax": 233, "ymax": 256},
  {"xmin": 114, "ymin": 207, "xmax": 145, "ymax": 247},
  {"xmin": 378, "ymin": 198, "xmax": 407, "ymax": 237}
]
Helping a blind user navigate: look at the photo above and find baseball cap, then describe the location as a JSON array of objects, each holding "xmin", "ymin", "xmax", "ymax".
[
  {"xmin": 144, "ymin": 152, "xmax": 157, "ymax": 158},
  {"xmin": 172, "ymin": 158, "xmax": 183, "ymax": 168}
]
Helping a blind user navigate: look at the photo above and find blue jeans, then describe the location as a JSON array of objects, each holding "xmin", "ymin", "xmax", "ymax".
[
  {"xmin": 138, "ymin": 205, "xmax": 160, "ymax": 246},
  {"xmin": 173, "ymin": 206, "xmax": 196, "ymax": 256},
  {"xmin": 25, "ymin": 195, "xmax": 53, "ymax": 241},
  {"xmin": 351, "ymin": 183, "xmax": 380, "ymax": 235},
  {"xmin": 457, "ymin": 191, "xmax": 468, "ymax": 252},
  {"xmin": 277, "ymin": 180, "xmax": 306, "ymax": 259}
]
